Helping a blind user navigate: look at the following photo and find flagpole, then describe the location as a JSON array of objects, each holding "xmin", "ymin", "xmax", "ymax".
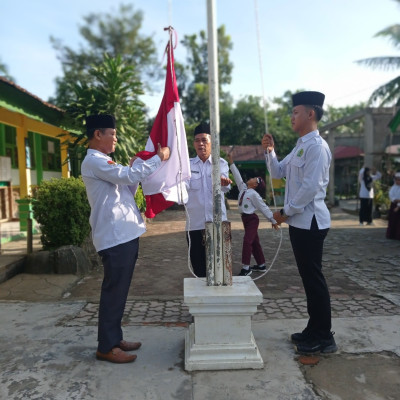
[{"xmin": 206, "ymin": 0, "xmax": 224, "ymax": 286}]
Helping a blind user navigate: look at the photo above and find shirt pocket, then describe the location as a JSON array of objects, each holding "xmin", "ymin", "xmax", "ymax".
[
  {"xmin": 190, "ymin": 174, "xmax": 202, "ymax": 190},
  {"xmin": 290, "ymin": 156, "xmax": 305, "ymax": 182}
]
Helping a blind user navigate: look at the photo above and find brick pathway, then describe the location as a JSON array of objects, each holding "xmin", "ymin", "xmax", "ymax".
[
  {"xmin": 2, "ymin": 200, "xmax": 398, "ymax": 327},
  {"xmin": 59, "ymin": 202, "xmax": 400, "ymax": 327},
  {"xmin": 60, "ymin": 292, "xmax": 400, "ymax": 327}
]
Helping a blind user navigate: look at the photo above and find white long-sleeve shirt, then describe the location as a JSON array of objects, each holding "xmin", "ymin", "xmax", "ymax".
[
  {"xmin": 265, "ymin": 130, "xmax": 331, "ymax": 230},
  {"xmin": 389, "ymin": 183, "xmax": 400, "ymax": 206},
  {"xmin": 230, "ymin": 163, "xmax": 276, "ymax": 223},
  {"xmin": 358, "ymin": 168, "xmax": 382, "ymax": 199},
  {"xmin": 81, "ymin": 149, "xmax": 161, "ymax": 251},
  {"xmin": 185, "ymin": 155, "xmax": 230, "ymax": 231}
]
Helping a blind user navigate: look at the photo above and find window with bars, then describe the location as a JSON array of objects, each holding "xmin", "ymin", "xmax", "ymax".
[
  {"xmin": 41, "ymin": 136, "xmax": 61, "ymax": 171},
  {"xmin": 0, "ymin": 124, "xmax": 61, "ymax": 171},
  {"xmin": 27, "ymin": 132, "xmax": 36, "ymax": 169},
  {"xmin": 4, "ymin": 125, "xmax": 18, "ymax": 168}
]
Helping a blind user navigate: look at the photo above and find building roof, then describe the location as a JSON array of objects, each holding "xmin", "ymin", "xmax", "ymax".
[
  {"xmin": 0, "ymin": 76, "xmax": 65, "ymax": 126},
  {"xmin": 220, "ymin": 145, "xmax": 265, "ymax": 162},
  {"xmin": 334, "ymin": 145, "xmax": 363, "ymax": 159},
  {"xmin": 385, "ymin": 144, "xmax": 400, "ymax": 155}
]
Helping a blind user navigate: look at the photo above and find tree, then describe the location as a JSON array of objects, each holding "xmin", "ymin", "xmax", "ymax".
[
  {"xmin": 179, "ymin": 25, "xmax": 234, "ymax": 123},
  {"xmin": 220, "ymin": 95, "xmax": 266, "ymax": 145},
  {"xmin": 264, "ymin": 91, "xmax": 298, "ymax": 157},
  {"xmin": 0, "ymin": 58, "xmax": 15, "ymax": 82},
  {"xmin": 50, "ymin": 4, "xmax": 158, "ymax": 107},
  {"xmin": 63, "ymin": 54, "xmax": 147, "ymax": 169},
  {"xmin": 356, "ymin": 0, "xmax": 400, "ymax": 105},
  {"xmin": 219, "ymin": 90, "xmax": 296, "ymax": 156}
]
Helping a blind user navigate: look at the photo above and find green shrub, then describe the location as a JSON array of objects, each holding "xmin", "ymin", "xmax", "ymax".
[
  {"xmin": 374, "ymin": 180, "xmax": 391, "ymax": 212},
  {"xmin": 32, "ymin": 177, "xmax": 91, "ymax": 250},
  {"xmin": 135, "ymin": 184, "xmax": 146, "ymax": 214}
]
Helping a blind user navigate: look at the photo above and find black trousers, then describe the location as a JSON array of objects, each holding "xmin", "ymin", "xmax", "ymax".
[
  {"xmin": 359, "ymin": 198, "xmax": 373, "ymax": 223},
  {"xmin": 97, "ymin": 238, "xmax": 139, "ymax": 353},
  {"xmin": 186, "ymin": 230, "xmax": 206, "ymax": 277},
  {"xmin": 289, "ymin": 217, "xmax": 331, "ymax": 339}
]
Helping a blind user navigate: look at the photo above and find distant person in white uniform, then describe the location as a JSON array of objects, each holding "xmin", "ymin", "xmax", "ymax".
[
  {"xmin": 358, "ymin": 166, "xmax": 381, "ymax": 225},
  {"xmin": 81, "ymin": 114, "xmax": 170, "ymax": 364},
  {"xmin": 185, "ymin": 123, "xmax": 232, "ymax": 277},
  {"xmin": 262, "ymin": 91, "xmax": 337, "ymax": 356}
]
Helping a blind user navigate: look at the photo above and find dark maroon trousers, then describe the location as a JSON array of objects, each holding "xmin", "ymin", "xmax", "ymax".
[{"xmin": 241, "ymin": 213, "xmax": 265, "ymax": 266}]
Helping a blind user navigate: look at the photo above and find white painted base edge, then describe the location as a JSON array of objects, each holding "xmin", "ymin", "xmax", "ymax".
[{"xmin": 184, "ymin": 323, "xmax": 264, "ymax": 371}]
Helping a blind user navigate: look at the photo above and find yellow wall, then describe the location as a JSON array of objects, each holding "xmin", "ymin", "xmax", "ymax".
[{"xmin": 0, "ymin": 107, "xmax": 71, "ymax": 197}]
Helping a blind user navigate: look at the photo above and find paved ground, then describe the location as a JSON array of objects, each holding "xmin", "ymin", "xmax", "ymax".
[{"xmin": 0, "ymin": 201, "xmax": 399, "ymax": 399}]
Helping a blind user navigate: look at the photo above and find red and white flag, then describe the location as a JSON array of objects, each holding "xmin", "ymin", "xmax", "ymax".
[{"xmin": 136, "ymin": 37, "xmax": 190, "ymax": 218}]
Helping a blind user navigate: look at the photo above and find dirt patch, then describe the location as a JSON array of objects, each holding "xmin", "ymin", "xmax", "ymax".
[{"xmin": 301, "ymin": 351, "xmax": 400, "ymax": 400}]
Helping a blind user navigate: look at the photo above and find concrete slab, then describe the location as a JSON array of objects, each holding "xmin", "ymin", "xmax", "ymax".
[
  {"xmin": 1, "ymin": 301, "xmax": 399, "ymax": 400},
  {"xmin": 302, "ymin": 352, "xmax": 400, "ymax": 400},
  {"xmin": 0, "ymin": 206, "xmax": 399, "ymax": 399},
  {"xmin": 0, "ymin": 274, "xmax": 79, "ymax": 301},
  {"xmin": 0, "ymin": 302, "xmax": 191, "ymax": 400}
]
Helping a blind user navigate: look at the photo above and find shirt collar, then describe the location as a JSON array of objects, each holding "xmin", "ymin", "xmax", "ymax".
[
  {"xmin": 193, "ymin": 155, "xmax": 212, "ymax": 164},
  {"xmin": 87, "ymin": 149, "xmax": 112, "ymax": 159},
  {"xmin": 298, "ymin": 129, "xmax": 319, "ymax": 144}
]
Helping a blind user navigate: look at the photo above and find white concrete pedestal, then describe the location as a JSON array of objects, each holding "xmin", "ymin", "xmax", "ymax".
[{"xmin": 184, "ymin": 276, "xmax": 264, "ymax": 371}]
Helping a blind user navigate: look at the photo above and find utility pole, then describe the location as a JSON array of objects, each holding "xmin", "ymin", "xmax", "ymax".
[{"xmin": 206, "ymin": 0, "xmax": 225, "ymax": 286}]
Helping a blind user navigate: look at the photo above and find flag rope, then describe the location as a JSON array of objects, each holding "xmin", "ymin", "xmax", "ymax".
[{"xmin": 250, "ymin": 0, "xmax": 283, "ymax": 282}]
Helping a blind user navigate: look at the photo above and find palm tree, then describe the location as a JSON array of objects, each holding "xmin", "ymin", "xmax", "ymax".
[{"xmin": 357, "ymin": 1, "xmax": 400, "ymax": 105}]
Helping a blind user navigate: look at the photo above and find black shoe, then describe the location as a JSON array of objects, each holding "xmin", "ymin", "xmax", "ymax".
[
  {"xmin": 290, "ymin": 330, "xmax": 312, "ymax": 345},
  {"xmin": 238, "ymin": 268, "xmax": 252, "ymax": 276},
  {"xmin": 251, "ymin": 264, "xmax": 266, "ymax": 271},
  {"xmin": 295, "ymin": 333, "xmax": 337, "ymax": 355}
]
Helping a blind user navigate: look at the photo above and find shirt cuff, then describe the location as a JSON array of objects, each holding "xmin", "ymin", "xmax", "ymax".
[{"xmin": 264, "ymin": 149, "xmax": 276, "ymax": 157}]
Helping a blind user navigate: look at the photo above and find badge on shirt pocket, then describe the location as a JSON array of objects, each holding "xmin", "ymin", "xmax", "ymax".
[{"xmin": 296, "ymin": 148, "xmax": 304, "ymax": 157}]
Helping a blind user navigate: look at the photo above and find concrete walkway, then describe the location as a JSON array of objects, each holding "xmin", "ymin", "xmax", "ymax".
[{"xmin": 0, "ymin": 202, "xmax": 399, "ymax": 400}]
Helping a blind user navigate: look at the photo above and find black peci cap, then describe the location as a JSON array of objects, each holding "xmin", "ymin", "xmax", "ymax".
[
  {"xmin": 194, "ymin": 122, "xmax": 211, "ymax": 136},
  {"xmin": 85, "ymin": 114, "xmax": 116, "ymax": 130},
  {"xmin": 292, "ymin": 91, "xmax": 325, "ymax": 107}
]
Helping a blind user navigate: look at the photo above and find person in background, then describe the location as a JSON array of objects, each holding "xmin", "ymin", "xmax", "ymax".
[
  {"xmin": 358, "ymin": 166, "xmax": 381, "ymax": 226},
  {"xmin": 386, "ymin": 171, "xmax": 400, "ymax": 240},
  {"xmin": 185, "ymin": 122, "xmax": 232, "ymax": 277},
  {"xmin": 81, "ymin": 114, "xmax": 170, "ymax": 364},
  {"xmin": 228, "ymin": 153, "xmax": 278, "ymax": 276},
  {"xmin": 262, "ymin": 90, "xmax": 337, "ymax": 356}
]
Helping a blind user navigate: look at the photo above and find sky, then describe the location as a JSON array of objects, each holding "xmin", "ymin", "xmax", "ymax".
[{"xmin": 1, "ymin": 0, "xmax": 399, "ymax": 117}]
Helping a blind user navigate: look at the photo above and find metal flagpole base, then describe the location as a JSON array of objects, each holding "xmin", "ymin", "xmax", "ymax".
[{"xmin": 183, "ymin": 276, "xmax": 264, "ymax": 371}]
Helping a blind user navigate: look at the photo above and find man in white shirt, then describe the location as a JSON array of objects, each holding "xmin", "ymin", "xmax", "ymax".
[
  {"xmin": 262, "ymin": 91, "xmax": 337, "ymax": 355},
  {"xmin": 185, "ymin": 123, "xmax": 231, "ymax": 277},
  {"xmin": 81, "ymin": 114, "xmax": 170, "ymax": 363}
]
